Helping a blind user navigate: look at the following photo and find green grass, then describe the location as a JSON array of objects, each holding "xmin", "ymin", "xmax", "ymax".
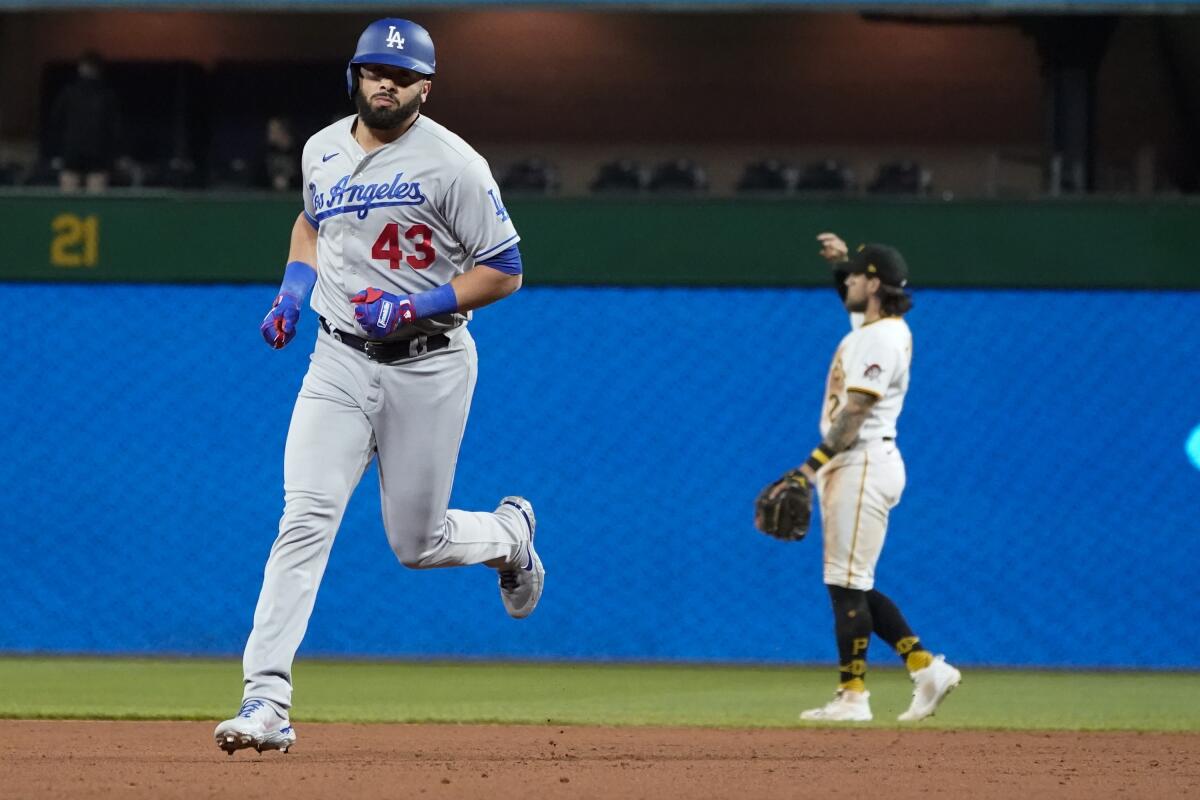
[{"xmin": 0, "ymin": 657, "xmax": 1196, "ymax": 731}]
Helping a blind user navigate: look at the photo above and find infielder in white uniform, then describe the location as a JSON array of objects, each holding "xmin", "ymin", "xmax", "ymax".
[
  {"xmin": 215, "ymin": 18, "xmax": 543, "ymax": 755},
  {"xmin": 762, "ymin": 233, "xmax": 961, "ymax": 723}
]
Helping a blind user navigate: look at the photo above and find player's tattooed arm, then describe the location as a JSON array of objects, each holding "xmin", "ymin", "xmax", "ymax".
[
  {"xmin": 823, "ymin": 390, "xmax": 878, "ymax": 453},
  {"xmin": 798, "ymin": 390, "xmax": 877, "ymax": 482}
]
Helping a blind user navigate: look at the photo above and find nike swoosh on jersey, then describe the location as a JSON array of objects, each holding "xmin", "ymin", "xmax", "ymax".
[{"xmin": 322, "ymin": 152, "xmax": 339, "ymax": 162}]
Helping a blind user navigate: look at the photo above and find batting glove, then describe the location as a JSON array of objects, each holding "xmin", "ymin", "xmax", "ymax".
[
  {"xmin": 260, "ymin": 261, "xmax": 316, "ymax": 350},
  {"xmin": 351, "ymin": 287, "xmax": 415, "ymax": 338},
  {"xmin": 260, "ymin": 294, "xmax": 302, "ymax": 350}
]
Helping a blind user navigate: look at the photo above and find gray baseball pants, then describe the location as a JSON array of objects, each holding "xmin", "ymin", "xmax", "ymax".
[{"xmin": 241, "ymin": 325, "xmax": 525, "ymax": 710}]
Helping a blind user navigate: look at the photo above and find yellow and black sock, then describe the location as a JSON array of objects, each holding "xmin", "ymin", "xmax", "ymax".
[
  {"xmin": 865, "ymin": 588, "xmax": 932, "ymax": 671},
  {"xmin": 828, "ymin": 585, "xmax": 872, "ymax": 691},
  {"xmin": 897, "ymin": 636, "xmax": 933, "ymax": 672}
]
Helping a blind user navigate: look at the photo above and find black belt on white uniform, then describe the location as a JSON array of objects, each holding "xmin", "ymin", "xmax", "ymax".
[{"xmin": 319, "ymin": 316, "xmax": 450, "ymax": 363}]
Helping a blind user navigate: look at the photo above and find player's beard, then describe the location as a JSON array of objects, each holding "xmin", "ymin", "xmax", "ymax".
[
  {"xmin": 844, "ymin": 293, "xmax": 869, "ymax": 313},
  {"xmin": 356, "ymin": 89, "xmax": 422, "ymax": 131}
]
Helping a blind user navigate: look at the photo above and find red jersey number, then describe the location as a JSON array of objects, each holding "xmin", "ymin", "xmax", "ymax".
[
  {"xmin": 371, "ymin": 223, "xmax": 436, "ymax": 270},
  {"xmin": 404, "ymin": 224, "xmax": 435, "ymax": 269}
]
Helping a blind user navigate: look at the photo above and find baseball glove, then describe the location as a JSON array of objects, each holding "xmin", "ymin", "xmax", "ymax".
[{"xmin": 754, "ymin": 469, "xmax": 812, "ymax": 542}]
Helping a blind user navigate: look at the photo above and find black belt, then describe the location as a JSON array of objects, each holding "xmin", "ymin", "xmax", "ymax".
[{"xmin": 320, "ymin": 317, "xmax": 450, "ymax": 363}]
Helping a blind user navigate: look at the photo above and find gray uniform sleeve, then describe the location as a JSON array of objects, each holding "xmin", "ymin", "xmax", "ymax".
[
  {"xmin": 443, "ymin": 158, "xmax": 520, "ymax": 263},
  {"xmin": 300, "ymin": 144, "xmax": 318, "ymax": 230}
]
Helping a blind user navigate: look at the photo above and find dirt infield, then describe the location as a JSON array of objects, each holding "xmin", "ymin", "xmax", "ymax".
[{"xmin": 2, "ymin": 721, "xmax": 1196, "ymax": 799}]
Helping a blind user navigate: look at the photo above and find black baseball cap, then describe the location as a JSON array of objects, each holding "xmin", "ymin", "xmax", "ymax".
[{"xmin": 845, "ymin": 244, "xmax": 910, "ymax": 289}]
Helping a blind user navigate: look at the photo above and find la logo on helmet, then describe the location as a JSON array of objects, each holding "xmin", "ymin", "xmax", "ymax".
[{"xmin": 386, "ymin": 26, "xmax": 406, "ymax": 49}]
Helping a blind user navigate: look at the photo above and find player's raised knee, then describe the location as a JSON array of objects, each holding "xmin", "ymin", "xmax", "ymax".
[{"xmin": 391, "ymin": 538, "xmax": 441, "ymax": 569}]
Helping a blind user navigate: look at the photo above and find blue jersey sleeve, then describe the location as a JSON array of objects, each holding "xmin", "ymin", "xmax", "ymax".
[{"xmin": 477, "ymin": 243, "xmax": 523, "ymax": 276}]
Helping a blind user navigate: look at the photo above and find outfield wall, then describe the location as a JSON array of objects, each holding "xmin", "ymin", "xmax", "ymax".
[
  {"xmin": 0, "ymin": 283, "xmax": 1196, "ymax": 668},
  {"xmin": 2, "ymin": 193, "xmax": 1199, "ymax": 289}
]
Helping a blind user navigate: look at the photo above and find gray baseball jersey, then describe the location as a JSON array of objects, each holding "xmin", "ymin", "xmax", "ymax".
[
  {"xmin": 239, "ymin": 112, "xmax": 531, "ymax": 712},
  {"xmin": 301, "ymin": 113, "xmax": 520, "ymax": 338}
]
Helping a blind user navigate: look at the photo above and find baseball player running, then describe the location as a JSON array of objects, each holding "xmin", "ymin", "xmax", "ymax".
[
  {"xmin": 214, "ymin": 19, "xmax": 543, "ymax": 755},
  {"xmin": 756, "ymin": 233, "xmax": 960, "ymax": 723}
]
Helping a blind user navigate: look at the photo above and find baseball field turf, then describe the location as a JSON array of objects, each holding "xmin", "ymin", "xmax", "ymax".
[{"xmin": 1, "ymin": 656, "xmax": 1196, "ymax": 731}]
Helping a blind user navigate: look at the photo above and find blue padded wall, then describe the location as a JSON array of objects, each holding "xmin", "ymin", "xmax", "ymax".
[{"xmin": 0, "ymin": 284, "xmax": 1196, "ymax": 667}]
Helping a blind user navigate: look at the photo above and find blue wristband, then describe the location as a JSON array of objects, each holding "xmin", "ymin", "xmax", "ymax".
[
  {"xmin": 279, "ymin": 261, "xmax": 317, "ymax": 300},
  {"xmin": 409, "ymin": 283, "xmax": 458, "ymax": 319}
]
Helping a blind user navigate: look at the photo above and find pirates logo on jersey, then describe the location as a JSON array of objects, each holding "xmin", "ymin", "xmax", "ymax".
[
  {"xmin": 386, "ymin": 26, "xmax": 406, "ymax": 50},
  {"xmin": 863, "ymin": 363, "xmax": 882, "ymax": 380}
]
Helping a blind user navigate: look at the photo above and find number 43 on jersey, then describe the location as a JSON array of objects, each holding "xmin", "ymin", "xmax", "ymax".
[{"xmin": 372, "ymin": 222, "xmax": 435, "ymax": 269}]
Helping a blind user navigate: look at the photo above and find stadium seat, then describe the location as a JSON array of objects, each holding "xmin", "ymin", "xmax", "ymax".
[
  {"xmin": 736, "ymin": 159, "xmax": 795, "ymax": 193},
  {"xmin": 648, "ymin": 159, "xmax": 707, "ymax": 193},
  {"xmin": 499, "ymin": 157, "xmax": 559, "ymax": 194},
  {"xmin": 210, "ymin": 157, "xmax": 257, "ymax": 189},
  {"xmin": 0, "ymin": 162, "xmax": 22, "ymax": 186},
  {"xmin": 590, "ymin": 159, "xmax": 647, "ymax": 193},
  {"xmin": 868, "ymin": 160, "xmax": 931, "ymax": 195},
  {"xmin": 796, "ymin": 159, "xmax": 856, "ymax": 193}
]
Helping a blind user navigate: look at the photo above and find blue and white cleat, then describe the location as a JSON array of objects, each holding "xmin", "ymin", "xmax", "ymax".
[
  {"xmin": 214, "ymin": 698, "xmax": 297, "ymax": 755},
  {"xmin": 496, "ymin": 496, "xmax": 544, "ymax": 619}
]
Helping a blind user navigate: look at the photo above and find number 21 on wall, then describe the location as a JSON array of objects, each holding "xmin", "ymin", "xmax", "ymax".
[
  {"xmin": 50, "ymin": 214, "xmax": 99, "ymax": 268},
  {"xmin": 372, "ymin": 222, "xmax": 435, "ymax": 270}
]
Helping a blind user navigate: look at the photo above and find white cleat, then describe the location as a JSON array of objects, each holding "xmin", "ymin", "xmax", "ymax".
[
  {"xmin": 800, "ymin": 689, "xmax": 873, "ymax": 722},
  {"xmin": 213, "ymin": 698, "xmax": 297, "ymax": 755},
  {"xmin": 898, "ymin": 655, "xmax": 962, "ymax": 722},
  {"xmin": 496, "ymin": 496, "xmax": 544, "ymax": 619}
]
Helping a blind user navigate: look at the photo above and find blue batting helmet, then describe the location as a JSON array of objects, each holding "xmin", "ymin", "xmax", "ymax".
[{"xmin": 346, "ymin": 18, "xmax": 436, "ymax": 95}]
